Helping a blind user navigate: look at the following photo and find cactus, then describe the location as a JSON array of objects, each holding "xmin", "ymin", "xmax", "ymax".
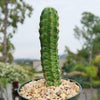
[{"xmin": 39, "ymin": 7, "xmax": 61, "ymax": 86}]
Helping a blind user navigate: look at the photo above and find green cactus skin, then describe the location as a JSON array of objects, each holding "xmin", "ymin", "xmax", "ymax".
[{"xmin": 39, "ymin": 7, "xmax": 61, "ymax": 86}]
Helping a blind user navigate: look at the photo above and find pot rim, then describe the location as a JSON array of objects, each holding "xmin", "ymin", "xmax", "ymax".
[{"xmin": 17, "ymin": 78, "xmax": 82, "ymax": 100}]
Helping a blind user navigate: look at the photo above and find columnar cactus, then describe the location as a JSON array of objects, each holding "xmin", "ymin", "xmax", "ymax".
[{"xmin": 39, "ymin": 7, "xmax": 61, "ymax": 86}]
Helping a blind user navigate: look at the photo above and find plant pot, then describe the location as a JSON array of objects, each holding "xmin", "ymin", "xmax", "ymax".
[{"xmin": 18, "ymin": 78, "xmax": 82, "ymax": 100}]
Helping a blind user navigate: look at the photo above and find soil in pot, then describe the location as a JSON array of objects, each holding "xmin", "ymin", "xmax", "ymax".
[{"xmin": 19, "ymin": 79, "xmax": 80, "ymax": 100}]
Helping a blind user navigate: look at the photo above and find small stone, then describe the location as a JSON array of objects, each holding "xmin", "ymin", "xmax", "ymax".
[
  {"xmin": 30, "ymin": 89, "xmax": 34, "ymax": 94},
  {"xmin": 65, "ymin": 87, "xmax": 70, "ymax": 90},
  {"xmin": 46, "ymin": 97, "xmax": 51, "ymax": 100},
  {"xmin": 56, "ymin": 90, "xmax": 61, "ymax": 96},
  {"xmin": 45, "ymin": 92, "xmax": 50, "ymax": 96},
  {"xmin": 60, "ymin": 93, "xmax": 66, "ymax": 99}
]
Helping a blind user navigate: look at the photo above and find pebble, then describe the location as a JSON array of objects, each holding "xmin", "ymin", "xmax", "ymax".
[{"xmin": 56, "ymin": 90, "xmax": 61, "ymax": 96}]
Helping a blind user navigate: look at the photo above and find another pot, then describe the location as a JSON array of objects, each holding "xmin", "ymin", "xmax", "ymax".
[{"xmin": 18, "ymin": 79, "xmax": 82, "ymax": 100}]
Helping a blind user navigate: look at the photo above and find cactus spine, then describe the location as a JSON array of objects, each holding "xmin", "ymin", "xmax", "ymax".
[{"xmin": 39, "ymin": 7, "xmax": 61, "ymax": 86}]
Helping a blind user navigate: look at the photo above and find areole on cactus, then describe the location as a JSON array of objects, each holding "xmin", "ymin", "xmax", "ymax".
[{"xmin": 39, "ymin": 7, "xmax": 61, "ymax": 86}]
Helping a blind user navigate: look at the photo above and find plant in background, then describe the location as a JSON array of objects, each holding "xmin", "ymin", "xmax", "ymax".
[
  {"xmin": 0, "ymin": 63, "xmax": 33, "ymax": 83},
  {"xmin": 93, "ymin": 55, "xmax": 100, "ymax": 79},
  {"xmin": 39, "ymin": 7, "xmax": 61, "ymax": 86},
  {"xmin": 0, "ymin": 0, "xmax": 33, "ymax": 63},
  {"xmin": 72, "ymin": 64, "xmax": 98, "ymax": 88},
  {"xmin": 0, "ymin": 78, "xmax": 8, "ymax": 100},
  {"xmin": 74, "ymin": 12, "xmax": 100, "ymax": 63}
]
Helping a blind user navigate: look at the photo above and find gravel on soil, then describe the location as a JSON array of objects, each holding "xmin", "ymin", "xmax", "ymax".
[{"xmin": 19, "ymin": 79, "xmax": 80, "ymax": 100}]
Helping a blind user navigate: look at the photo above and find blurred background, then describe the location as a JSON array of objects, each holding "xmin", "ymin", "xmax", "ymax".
[{"xmin": 0, "ymin": 0, "xmax": 100, "ymax": 100}]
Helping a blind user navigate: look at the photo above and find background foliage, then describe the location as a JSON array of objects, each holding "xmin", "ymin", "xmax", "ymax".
[
  {"xmin": 0, "ymin": 62, "xmax": 34, "ymax": 83},
  {"xmin": 62, "ymin": 12, "xmax": 100, "ymax": 88},
  {"xmin": 0, "ymin": 0, "xmax": 33, "ymax": 63}
]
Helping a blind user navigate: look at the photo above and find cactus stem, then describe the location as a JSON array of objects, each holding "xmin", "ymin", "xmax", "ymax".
[{"xmin": 39, "ymin": 7, "xmax": 61, "ymax": 87}]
